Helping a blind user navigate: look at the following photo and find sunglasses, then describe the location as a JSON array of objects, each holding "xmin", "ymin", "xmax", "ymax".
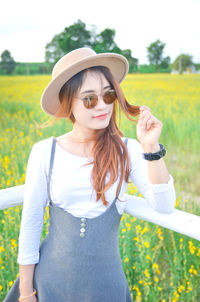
[{"xmin": 75, "ymin": 89, "xmax": 117, "ymax": 109}]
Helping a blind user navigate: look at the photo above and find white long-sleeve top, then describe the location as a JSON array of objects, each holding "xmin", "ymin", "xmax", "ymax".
[{"xmin": 17, "ymin": 136, "xmax": 176, "ymax": 265}]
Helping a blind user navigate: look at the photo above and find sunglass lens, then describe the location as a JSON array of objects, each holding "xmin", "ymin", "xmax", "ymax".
[
  {"xmin": 83, "ymin": 95, "xmax": 98, "ymax": 109},
  {"xmin": 103, "ymin": 90, "xmax": 117, "ymax": 104}
]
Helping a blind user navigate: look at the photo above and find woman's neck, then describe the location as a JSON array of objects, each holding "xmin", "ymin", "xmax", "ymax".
[{"xmin": 70, "ymin": 123, "xmax": 95, "ymax": 143}]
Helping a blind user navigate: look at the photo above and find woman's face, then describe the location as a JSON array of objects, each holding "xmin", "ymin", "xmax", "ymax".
[{"xmin": 71, "ymin": 70, "xmax": 114, "ymax": 131}]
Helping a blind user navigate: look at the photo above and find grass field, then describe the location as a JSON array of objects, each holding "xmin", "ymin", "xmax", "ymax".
[{"xmin": 0, "ymin": 74, "xmax": 200, "ymax": 301}]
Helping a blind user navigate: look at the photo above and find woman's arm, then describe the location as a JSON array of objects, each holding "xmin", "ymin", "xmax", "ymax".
[
  {"xmin": 125, "ymin": 138, "xmax": 176, "ymax": 214},
  {"xmin": 19, "ymin": 264, "xmax": 35, "ymax": 295},
  {"xmin": 124, "ymin": 105, "xmax": 176, "ymax": 214},
  {"xmin": 17, "ymin": 141, "xmax": 49, "ymax": 267},
  {"xmin": 141, "ymin": 142, "xmax": 170, "ymax": 184},
  {"xmin": 137, "ymin": 105, "xmax": 172, "ymax": 185}
]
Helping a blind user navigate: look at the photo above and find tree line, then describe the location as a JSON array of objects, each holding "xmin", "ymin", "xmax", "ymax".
[{"xmin": 0, "ymin": 20, "xmax": 199, "ymax": 75}]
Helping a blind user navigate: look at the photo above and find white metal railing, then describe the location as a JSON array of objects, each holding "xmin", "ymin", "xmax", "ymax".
[{"xmin": 0, "ymin": 185, "xmax": 200, "ymax": 241}]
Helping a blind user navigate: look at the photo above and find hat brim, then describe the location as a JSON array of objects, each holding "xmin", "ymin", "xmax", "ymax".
[{"xmin": 41, "ymin": 53, "xmax": 129, "ymax": 117}]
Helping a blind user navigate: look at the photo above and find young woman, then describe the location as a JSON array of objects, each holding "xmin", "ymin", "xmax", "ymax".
[{"xmin": 4, "ymin": 48, "xmax": 176, "ymax": 302}]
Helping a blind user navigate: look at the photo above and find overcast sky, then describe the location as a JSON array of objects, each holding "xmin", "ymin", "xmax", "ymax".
[{"xmin": 1, "ymin": 0, "xmax": 200, "ymax": 64}]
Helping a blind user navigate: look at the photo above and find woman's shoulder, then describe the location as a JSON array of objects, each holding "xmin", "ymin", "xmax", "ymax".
[
  {"xmin": 32, "ymin": 136, "xmax": 54, "ymax": 151},
  {"xmin": 29, "ymin": 137, "xmax": 54, "ymax": 165},
  {"xmin": 28, "ymin": 137, "xmax": 54, "ymax": 172}
]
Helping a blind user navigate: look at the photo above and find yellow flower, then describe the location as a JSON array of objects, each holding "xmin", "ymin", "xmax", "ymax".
[
  {"xmin": 188, "ymin": 241, "xmax": 196, "ymax": 254},
  {"xmin": 0, "ymin": 285, "xmax": 3, "ymax": 291},
  {"xmin": 144, "ymin": 269, "xmax": 150, "ymax": 278},
  {"xmin": 126, "ymin": 223, "xmax": 131, "ymax": 230},
  {"xmin": 10, "ymin": 239, "xmax": 18, "ymax": 249},
  {"xmin": 0, "ymin": 247, "xmax": 6, "ymax": 253},
  {"xmin": 9, "ymin": 281, "xmax": 13, "ymax": 287},
  {"xmin": 152, "ymin": 263, "xmax": 158, "ymax": 270},
  {"xmin": 122, "ymin": 228, "xmax": 126, "ymax": 233},
  {"xmin": 152, "ymin": 263, "xmax": 160, "ymax": 275},
  {"xmin": 178, "ymin": 285, "xmax": 185, "ymax": 293},
  {"xmin": 124, "ymin": 257, "xmax": 129, "ymax": 263},
  {"xmin": 154, "ymin": 276, "xmax": 159, "ymax": 282},
  {"xmin": 136, "ymin": 225, "xmax": 142, "ymax": 232},
  {"xmin": 188, "ymin": 264, "xmax": 197, "ymax": 275},
  {"xmin": 3, "ymin": 156, "xmax": 10, "ymax": 169},
  {"xmin": 141, "ymin": 227, "xmax": 148, "ymax": 235},
  {"xmin": 144, "ymin": 242, "xmax": 150, "ymax": 248},
  {"xmin": 132, "ymin": 285, "xmax": 138, "ymax": 291},
  {"xmin": 133, "ymin": 237, "xmax": 140, "ymax": 242}
]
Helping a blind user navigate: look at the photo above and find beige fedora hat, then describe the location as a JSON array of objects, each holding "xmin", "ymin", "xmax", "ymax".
[{"xmin": 41, "ymin": 47, "xmax": 129, "ymax": 117}]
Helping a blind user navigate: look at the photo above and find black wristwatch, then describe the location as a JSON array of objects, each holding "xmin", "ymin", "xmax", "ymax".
[{"xmin": 142, "ymin": 144, "xmax": 166, "ymax": 161}]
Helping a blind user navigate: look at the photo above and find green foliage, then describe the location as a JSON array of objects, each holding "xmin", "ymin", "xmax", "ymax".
[
  {"xmin": 138, "ymin": 64, "xmax": 157, "ymax": 73},
  {"xmin": 0, "ymin": 62, "xmax": 52, "ymax": 76},
  {"xmin": 121, "ymin": 49, "xmax": 139, "ymax": 73},
  {"xmin": 0, "ymin": 50, "xmax": 16, "ymax": 75},
  {"xmin": 93, "ymin": 28, "xmax": 118, "ymax": 52},
  {"xmin": 12, "ymin": 62, "xmax": 53, "ymax": 75},
  {"xmin": 147, "ymin": 39, "xmax": 170, "ymax": 72},
  {"xmin": 137, "ymin": 64, "xmax": 171, "ymax": 73},
  {"xmin": 172, "ymin": 54, "xmax": 194, "ymax": 73},
  {"xmin": 44, "ymin": 19, "xmax": 138, "ymax": 73},
  {"xmin": 0, "ymin": 22, "xmax": 175, "ymax": 75},
  {"xmin": 193, "ymin": 63, "xmax": 200, "ymax": 70},
  {"xmin": 45, "ymin": 20, "xmax": 91, "ymax": 63}
]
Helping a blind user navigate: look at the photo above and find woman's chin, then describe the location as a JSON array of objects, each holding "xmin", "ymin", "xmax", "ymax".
[{"xmin": 92, "ymin": 121, "xmax": 110, "ymax": 130}]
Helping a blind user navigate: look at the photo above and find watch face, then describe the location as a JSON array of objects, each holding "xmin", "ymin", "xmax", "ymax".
[
  {"xmin": 152, "ymin": 153, "xmax": 162, "ymax": 160},
  {"xmin": 142, "ymin": 144, "xmax": 166, "ymax": 161}
]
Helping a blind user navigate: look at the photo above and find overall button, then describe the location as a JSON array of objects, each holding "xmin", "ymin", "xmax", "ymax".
[
  {"xmin": 80, "ymin": 233, "xmax": 85, "ymax": 238},
  {"xmin": 81, "ymin": 223, "xmax": 86, "ymax": 228},
  {"xmin": 80, "ymin": 228, "xmax": 86, "ymax": 233},
  {"xmin": 81, "ymin": 218, "xmax": 86, "ymax": 223}
]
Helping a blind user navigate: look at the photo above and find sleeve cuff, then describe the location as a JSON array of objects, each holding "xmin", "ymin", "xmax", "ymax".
[
  {"xmin": 149, "ymin": 174, "xmax": 174, "ymax": 193},
  {"xmin": 17, "ymin": 253, "xmax": 39, "ymax": 265}
]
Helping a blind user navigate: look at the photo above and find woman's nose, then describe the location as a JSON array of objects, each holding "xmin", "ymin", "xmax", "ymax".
[{"xmin": 95, "ymin": 95, "xmax": 107, "ymax": 109}]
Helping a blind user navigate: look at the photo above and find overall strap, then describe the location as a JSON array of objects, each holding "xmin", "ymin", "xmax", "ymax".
[
  {"xmin": 124, "ymin": 137, "xmax": 128, "ymax": 148},
  {"xmin": 47, "ymin": 137, "xmax": 56, "ymax": 205}
]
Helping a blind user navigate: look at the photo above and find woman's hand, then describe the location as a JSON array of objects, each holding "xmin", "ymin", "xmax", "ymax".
[{"xmin": 136, "ymin": 106, "xmax": 162, "ymax": 147}]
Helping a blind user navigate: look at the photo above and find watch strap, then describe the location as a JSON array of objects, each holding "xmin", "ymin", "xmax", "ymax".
[{"xmin": 142, "ymin": 144, "xmax": 166, "ymax": 161}]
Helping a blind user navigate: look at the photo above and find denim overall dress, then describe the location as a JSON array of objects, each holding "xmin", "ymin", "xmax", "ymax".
[{"xmin": 4, "ymin": 137, "xmax": 132, "ymax": 302}]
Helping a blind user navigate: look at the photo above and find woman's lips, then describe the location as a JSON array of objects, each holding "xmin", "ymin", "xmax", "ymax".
[{"xmin": 94, "ymin": 113, "xmax": 108, "ymax": 119}]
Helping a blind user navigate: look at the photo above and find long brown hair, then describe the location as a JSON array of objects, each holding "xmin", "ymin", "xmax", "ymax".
[{"xmin": 38, "ymin": 66, "xmax": 140, "ymax": 206}]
